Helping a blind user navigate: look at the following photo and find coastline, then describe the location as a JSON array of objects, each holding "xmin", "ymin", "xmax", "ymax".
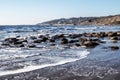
[
  {"xmin": 0, "ymin": 26, "xmax": 119, "ymax": 80},
  {"xmin": 0, "ymin": 45, "xmax": 120, "ymax": 80}
]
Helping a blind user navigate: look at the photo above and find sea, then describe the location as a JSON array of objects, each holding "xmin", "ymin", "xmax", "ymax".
[{"xmin": 0, "ymin": 25, "xmax": 120, "ymax": 76}]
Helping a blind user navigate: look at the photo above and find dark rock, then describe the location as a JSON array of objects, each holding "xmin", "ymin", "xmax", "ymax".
[
  {"xmin": 82, "ymin": 41, "xmax": 99, "ymax": 48},
  {"xmin": 5, "ymin": 38, "xmax": 19, "ymax": 43},
  {"xmin": 49, "ymin": 38, "xmax": 55, "ymax": 42},
  {"xmin": 40, "ymin": 37, "xmax": 48, "ymax": 42},
  {"xmin": 28, "ymin": 44, "xmax": 36, "ymax": 48},
  {"xmin": 61, "ymin": 38, "xmax": 68, "ymax": 44},
  {"xmin": 1, "ymin": 42, "xmax": 10, "ymax": 46},
  {"xmin": 69, "ymin": 34, "xmax": 82, "ymax": 38},
  {"xmin": 38, "ymin": 35, "xmax": 45, "ymax": 38},
  {"xmin": 109, "ymin": 46, "xmax": 119, "ymax": 50},
  {"xmin": 117, "ymin": 31, "xmax": 120, "ymax": 36},
  {"xmin": 75, "ymin": 43, "xmax": 81, "ymax": 47},
  {"xmin": 30, "ymin": 36, "xmax": 37, "ymax": 40},
  {"xmin": 79, "ymin": 38, "xmax": 87, "ymax": 43},
  {"xmin": 69, "ymin": 40, "xmax": 78, "ymax": 43},
  {"xmin": 109, "ymin": 36, "xmax": 119, "ymax": 40},
  {"xmin": 107, "ymin": 32, "xmax": 117, "ymax": 37},
  {"xmin": 19, "ymin": 44, "xmax": 25, "ymax": 47},
  {"xmin": 99, "ymin": 41, "xmax": 106, "ymax": 43},
  {"xmin": 52, "ymin": 34, "xmax": 65, "ymax": 39},
  {"xmin": 34, "ymin": 39, "xmax": 42, "ymax": 43}
]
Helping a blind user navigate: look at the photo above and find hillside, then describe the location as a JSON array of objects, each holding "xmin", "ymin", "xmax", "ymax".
[{"xmin": 38, "ymin": 14, "xmax": 120, "ymax": 26}]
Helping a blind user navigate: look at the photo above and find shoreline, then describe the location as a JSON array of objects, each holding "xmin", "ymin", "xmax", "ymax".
[
  {"xmin": 0, "ymin": 46, "xmax": 120, "ymax": 80},
  {"xmin": 0, "ymin": 30, "xmax": 120, "ymax": 80}
]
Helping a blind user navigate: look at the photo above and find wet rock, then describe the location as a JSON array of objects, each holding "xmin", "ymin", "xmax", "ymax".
[
  {"xmin": 13, "ymin": 41, "xmax": 23, "ymax": 45},
  {"xmin": 117, "ymin": 31, "xmax": 120, "ymax": 36},
  {"xmin": 109, "ymin": 36, "xmax": 119, "ymax": 40},
  {"xmin": 99, "ymin": 41, "xmax": 106, "ymax": 43},
  {"xmin": 111, "ymin": 40, "xmax": 118, "ymax": 43},
  {"xmin": 69, "ymin": 34, "xmax": 82, "ymax": 38},
  {"xmin": 30, "ymin": 36, "xmax": 37, "ymax": 40},
  {"xmin": 34, "ymin": 37, "xmax": 48, "ymax": 43},
  {"xmin": 19, "ymin": 44, "xmax": 25, "ymax": 47},
  {"xmin": 52, "ymin": 34, "xmax": 65, "ymax": 40},
  {"xmin": 34, "ymin": 39, "xmax": 42, "ymax": 43},
  {"xmin": 61, "ymin": 38, "xmax": 68, "ymax": 44},
  {"xmin": 5, "ymin": 38, "xmax": 19, "ymax": 43},
  {"xmin": 40, "ymin": 37, "xmax": 48, "ymax": 42},
  {"xmin": 75, "ymin": 43, "xmax": 81, "ymax": 47},
  {"xmin": 82, "ymin": 41, "xmax": 99, "ymax": 48},
  {"xmin": 79, "ymin": 38, "xmax": 87, "ymax": 43},
  {"xmin": 107, "ymin": 32, "xmax": 117, "ymax": 37},
  {"xmin": 28, "ymin": 44, "xmax": 36, "ymax": 48},
  {"xmin": 49, "ymin": 38, "xmax": 55, "ymax": 42},
  {"xmin": 1, "ymin": 42, "xmax": 10, "ymax": 46},
  {"xmin": 69, "ymin": 40, "xmax": 78, "ymax": 43},
  {"xmin": 109, "ymin": 46, "xmax": 119, "ymax": 50}
]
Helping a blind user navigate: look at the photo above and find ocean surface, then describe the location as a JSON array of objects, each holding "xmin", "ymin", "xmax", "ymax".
[{"xmin": 0, "ymin": 25, "xmax": 120, "ymax": 76}]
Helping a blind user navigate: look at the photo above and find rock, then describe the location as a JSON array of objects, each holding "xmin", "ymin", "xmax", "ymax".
[
  {"xmin": 13, "ymin": 41, "xmax": 23, "ymax": 45},
  {"xmin": 69, "ymin": 40, "xmax": 78, "ymax": 43},
  {"xmin": 5, "ymin": 38, "xmax": 19, "ymax": 43},
  {"xmin": 30, "ymin": 36, "xmax": 37, "ymax": 40},
  {"xmin": 107, "ymin": 32, "xmax": 117, "ymax": 37},
  {"xmin": 28, "ymin": 44, "xmax": 36, "ymax": 48},
  {"xmin": 99, "ymin": 41, "xmax": 106, "ymax": 43},
  {"xmin": 49, "ymin": 38, "xmax": 55, "ymax": 42},
  {"xmin": 52, "ymin": 34, "xmax": 65, "ymax": 40},
  {"xmin": 109, "ymin": 46, "xmax": 119, "ymax": 50},
  {"xmin": 111, "ymin": 40, "xmax": 118, "ymax": 43},
  {"xmin": 61, "ymin": 38, "xmax": 68, "ymax": 44},
  {"xmin": 82, "ymin": 41, "xmax": 99, "ymax": 48},
  {"xmin": 40, "ymin": 37, "xmax": 48, "ymax": 42},
  {"xmin": 79, "ymin": 38, "xmax": 87, "ymax": 43},
  {"xmin": 117, "ymin": 31, "xmax": 120, "ymax": 36},
  {"xmin": 34, "ymin": 37, "xmax": 48, "ymax": 43},
  {"xmin": 69, "ymin": 34, "xmax": 82, "ymax": 38},
  {"xmin": 19, "ymin": 44, "xmax": 25, "ymax": 47},
  {"xmin": 75, "ymin": 43, "xmax": 81, "ymax": 47},
  {"xmin": 109, "ymin": 36, "xmax": 119, "ymax": 40},
  {"xmin": 34, "ymin": 39, "xmax": 42, "ymax": 43},
  {"xmin": 1, "ymin": 42, "xmax": 10, "ymax": 46}
]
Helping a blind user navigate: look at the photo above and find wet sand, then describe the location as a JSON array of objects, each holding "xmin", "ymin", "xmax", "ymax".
[{"xmin": 0, "ymin": 46, "xmax": 120, "ymax": 80}]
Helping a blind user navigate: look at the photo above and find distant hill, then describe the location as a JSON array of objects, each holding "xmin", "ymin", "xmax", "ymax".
[{"xmin": 38, "ymin": 14, "xmax": 120, "ymax": 26}]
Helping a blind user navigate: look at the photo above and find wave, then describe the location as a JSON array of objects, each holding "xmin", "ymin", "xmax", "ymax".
[{"xmin": 0, "ymin": 50, "xmax": 90, "ymax": 76}]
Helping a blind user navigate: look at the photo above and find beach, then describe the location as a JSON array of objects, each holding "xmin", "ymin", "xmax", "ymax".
[{"xmin": 0, "ymin": 25, "xmax": 120, "ymax": 80}]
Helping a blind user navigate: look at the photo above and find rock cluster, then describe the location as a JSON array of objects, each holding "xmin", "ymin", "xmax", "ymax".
[{"xmin": 0, "ymin": 31, "xmax": 120, "ymax": 50}]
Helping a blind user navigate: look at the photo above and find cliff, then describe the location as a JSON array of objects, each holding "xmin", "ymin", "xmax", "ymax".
[{"xmin": 38, "ymin": 14, "xmax": 120, "ymax": 26}]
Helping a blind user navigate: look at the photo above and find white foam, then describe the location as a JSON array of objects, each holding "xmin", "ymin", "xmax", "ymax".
[{"xmin": 0, "ymin": 50, "xmax": 90, "ymax": 76}]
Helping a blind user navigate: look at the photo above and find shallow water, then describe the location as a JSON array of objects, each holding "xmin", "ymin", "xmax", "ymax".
[{"xmin": 0, "ymin": 25, "xmax": 120, "ymax": 76}]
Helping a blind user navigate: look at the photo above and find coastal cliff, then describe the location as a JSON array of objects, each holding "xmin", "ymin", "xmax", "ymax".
[{"xmin": 38, "ymin": 14, "xmax": 120, "ymax": 26}]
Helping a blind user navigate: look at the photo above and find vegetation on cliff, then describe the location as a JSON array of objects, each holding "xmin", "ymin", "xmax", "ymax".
[{"xmin": 38, "ymin": 14, "xmax": 120, "ymax": 26}]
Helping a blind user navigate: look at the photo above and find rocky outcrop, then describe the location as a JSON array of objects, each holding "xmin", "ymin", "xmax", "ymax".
[
  {"xmin": 0, "ymin": 31, "xmax": 119, "ymax": 49},
  {"xmin": 38, "ymin": 14, "xmax": 120, "ymax": 26}
]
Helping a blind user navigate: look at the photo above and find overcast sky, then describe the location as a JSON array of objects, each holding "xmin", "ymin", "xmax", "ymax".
[{"xmin": 0, "ymin": 0, "xmax": 120, "ymax": 25}]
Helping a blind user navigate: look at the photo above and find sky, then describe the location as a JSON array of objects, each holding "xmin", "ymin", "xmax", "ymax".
[{"xmin": 0, "ymin": 0, "xmax": 120, "ymax": 25}]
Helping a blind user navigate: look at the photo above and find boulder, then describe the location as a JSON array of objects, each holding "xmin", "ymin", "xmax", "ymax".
[
  {"xmin": 75, "ymin": 43, "xmax": 81, "ymax": 47},
  {"xmin": 28, "ymin": 44, "xmax": 36, "ymax": 48},
  {"xmin": 107, "ymin": 32, "xmax": 117, "ymax": 37},
  {"xmin": 69, "ymin": 34, "xmax": 82, "ymax": 38},
  {"xmin": 5, "ymin": 38, "xmax": 19, "ymax": 43},
  {"xmin": 109, "ymin": 36, "xmax": 119, "ymax": 40},
  {"xmin": 82, "ymin": 41, "xmax": 99, "ymax": 48},
  {"xmin": 61, "ymin": 38, "xmax": 68, "ymax": 44},
  {"xmin": 109, "ymin": 46, "xmax": 119, "ymax": 50}
]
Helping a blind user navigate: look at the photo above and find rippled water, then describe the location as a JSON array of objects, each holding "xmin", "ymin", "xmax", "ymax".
[{"xmin": 0, "ymin": 25, "xmax": 120, "ymax": 76}]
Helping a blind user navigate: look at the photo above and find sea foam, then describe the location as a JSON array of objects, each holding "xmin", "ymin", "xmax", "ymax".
[{"xmin": 0, "ymin": 50, "xmax": 90, "ymax": 76}]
